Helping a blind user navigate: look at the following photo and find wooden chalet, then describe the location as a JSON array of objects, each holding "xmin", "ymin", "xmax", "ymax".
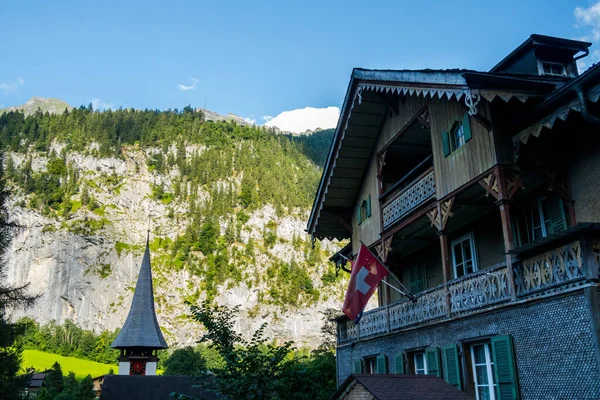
[{"xmin": 309, "ymin": 34, "xmax": 600, "ymax": 399}]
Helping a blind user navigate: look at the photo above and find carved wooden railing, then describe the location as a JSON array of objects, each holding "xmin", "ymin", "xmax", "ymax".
[
  {"xmin": 388, "ymin": 287, "xmax": 447, "ymax": 330},
  {"xmin": 358, "ymin": 307, "xmax": 388, "ymax": 338},
  {"xmin": 338, "ymin": 318, "xmax": 358, "ymax": 343},
  {"xmin": 338, "ymin": 238, "xmax": 600, "ymax": 345},
  {"xmin": 382, "ymin": 168, "xmax": 435, "ymax": 229},
  {"xmin": 513, "ymin": 241, "xmax": 586, "ymax": 297},
  {"xmin": 448, "ymin": 264, "xmax": 512, "ymax": 313}
]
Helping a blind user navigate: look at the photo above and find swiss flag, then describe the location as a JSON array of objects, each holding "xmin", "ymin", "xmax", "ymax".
[{"xmin": 342, "ymin": 244, "xmax": 388, "ymax": 322}]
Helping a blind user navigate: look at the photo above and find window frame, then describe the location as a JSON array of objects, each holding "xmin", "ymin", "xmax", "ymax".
[
  {"xmin": 450, "ymin": 121, "xmax": 465, "ymax": 152},
  {"xmin": 413, "ymin": 352, "xmax": 428, "ymax": 375},
  {"xmin": 364, "ymin": 356, "xmax": 377, "ymax": 374},
  {"xmin": 451, "ymin": 232, "xmax": 478, "ymax": 279},
  {"xmin": 539, "ymin": 60, "xmax": 567, "ymax": 77},
  {"xmin": 469, "ymin": 342, "xmax": 497, "ymax": 400}
]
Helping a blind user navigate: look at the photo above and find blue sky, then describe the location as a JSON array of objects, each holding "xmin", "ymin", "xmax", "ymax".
[{"xmin": 2, "ymin": 0, "xmax": 600, "ymax": 130}]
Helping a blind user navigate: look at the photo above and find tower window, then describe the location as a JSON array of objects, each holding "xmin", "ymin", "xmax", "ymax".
[{"xmin": 541, "ymin": 62, "xmax": 566, "ymax": 77}]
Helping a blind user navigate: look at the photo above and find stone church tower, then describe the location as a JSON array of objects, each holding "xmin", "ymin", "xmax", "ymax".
[{"xmin": 110, "ymin": 236, "xmax": 168, "ymax": 375}]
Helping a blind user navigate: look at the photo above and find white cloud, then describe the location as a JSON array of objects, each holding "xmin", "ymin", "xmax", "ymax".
[
  {"xmin": 91, "ymin": 98, "xmax": 114, "ymax": 111},
  {"xmin": 574, "ymin": 2, "xmax": 600, "ymax": 69},
  {"xmin": 243, "ymin": 117, "xmax": 256, "ymax": 125},
  {"xmin": 0, "ymin": 77, "xmax": 25, "ymax": 94},
  {"xmin": 178, "ymin": 78, "xmax": 199, "ymax": 91},
  {"xmin": 262, "ymin": 106, "xmax": 340, "ymax": 133}
]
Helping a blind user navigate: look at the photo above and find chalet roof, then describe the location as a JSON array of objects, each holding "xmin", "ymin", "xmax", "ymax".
[
  {"xmin": 490, "ymin": 34, "xmax": 591, "ymax": 73},
  {"xmin": 330, "ymin": 374, "xmax": 473, "ymax": 400},
  {"xmin": 110, "ymin": 241, "xmax": 168, "ymax": 350},
  {"xmin": 513, "ymin": 62, "xmax": 600, "ymax": 143},
  {"xmin": 307, "ymin": 65, "xmax": 559, "ymax": 240},
  {"xmin": 99, "ymin": 375, "xmax": 218, "ymax": 400}
]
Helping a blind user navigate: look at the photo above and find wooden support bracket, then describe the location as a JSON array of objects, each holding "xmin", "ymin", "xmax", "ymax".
[
  {"xmin": 426, "ymin": 198, "xmax": 455, "ymax": 231},
  {"xmin": 375, "ymin": 236, "xmax": 393, "ymax": 262}
]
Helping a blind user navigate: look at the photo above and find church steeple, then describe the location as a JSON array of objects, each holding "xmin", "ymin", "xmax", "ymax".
[{"xmin": 111, "ymin": 233, "xmax": 167, "ymax": 375}]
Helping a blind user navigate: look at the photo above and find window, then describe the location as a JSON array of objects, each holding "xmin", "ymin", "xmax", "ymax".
[
  {"xmin": 451, "ymin": 121, "xmax": 466, "ymax": 151},
  {"xmin": 442, "ymin": 112, "xmax": 472, "ymax": 157},
  {"xmin": 513, "ymin": 196, "xmax": 567, "ymax": 247},
  {"xmin": 357, "ymin": 195, "xmax": 372, "ymax": 225},
  {"xmin": 470, "ymin": 343, "xmax": 497, "ymax": 400},
  {"xmin": 364, "ymin": 357, "xmax": 377, "ymax": 374},
  {"xmin": 451, "ymin": 233, "xmax": 477, "ymax": 279},
  {"xmin": 465, "ymin": 336, "xmax": 518, "ymax": 400},
  {"xmin": 541, "ymin": 61, "xmax": 566, "ymax": 77},
  {"xmin": 414, "ymin": 352, "xmax": 428, "ymax": 375},
  {"xmin": 408, "ymin": 264, "xmax": 427, "ymax": 294}
]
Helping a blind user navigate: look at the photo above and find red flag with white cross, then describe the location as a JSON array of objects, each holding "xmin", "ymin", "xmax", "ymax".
[{"xmin": 342, "ymin": 244, "xmax": 389, "ymax": 322}]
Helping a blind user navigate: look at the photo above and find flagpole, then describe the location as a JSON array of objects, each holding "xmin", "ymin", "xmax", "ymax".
[{"xmin": 359, "ymin": 240, "xmax": 417, "ymax": 303}]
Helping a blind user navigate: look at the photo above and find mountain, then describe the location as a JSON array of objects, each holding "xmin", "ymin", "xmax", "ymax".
[
  {"xmin": 197, "ymin": 108, "xmax": 254, "ymax": 126},
  {"xmin": 0, "ymin": 106, "xmax": 344, "ymax": 348},
  {"xmin": 0, "ymin": 97, "xmax": 72, "ymax": 116}
]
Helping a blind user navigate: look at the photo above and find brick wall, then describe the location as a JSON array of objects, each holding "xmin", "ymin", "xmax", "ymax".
[{"xmin": 337, "ymin": 290, "xmax": 600, "ymax": 399}]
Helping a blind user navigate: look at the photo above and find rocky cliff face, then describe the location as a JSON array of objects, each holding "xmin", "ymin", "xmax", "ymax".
[{"xmin": 4, "ymin": 143, "xmax": 346, "ymax": 348}]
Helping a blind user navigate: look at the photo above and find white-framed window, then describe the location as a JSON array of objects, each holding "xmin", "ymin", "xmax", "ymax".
[
  {"xmin": 513, "ymin": 196, "xmax": 567, "ymax": 247},
  {"xmin": 540, "ymin": 61, "xmax": 566, "ymax": 77},
  {"xmin": 364, "ymin": 357, "xmax": 377, "ymax": 374},
  {"xmin": 451, "ymin": 232, "xmax": 478, "ymax": 279},
  {"xmin": 413, "ymin": 352, "xmax": 427, "ymax": 375},
  {"xmin": 357, "ymin": 195, "xmax": 372, "ymax": 225},
  {"xmin": 450, "ymin": 121, "xmax": 465, "ymax": 151},
  {"xmin": 529, "ymin": 198, "xmax": 551, "ymax": 241},
  {"xmin": 470, "ymin": 343, "xmax": 497, "ymax": 400}
]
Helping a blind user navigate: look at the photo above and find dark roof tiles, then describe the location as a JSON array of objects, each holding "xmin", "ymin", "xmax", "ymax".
[
  {"xmin": 332, "ymin": 374, "xmax": 474, "ymax": 400},
  {"xmin": 99, "ymin": 375, "xmax": 218, "ymax": 400},
  {"xmin": 110, "ymin": 243, "xmax": 168, "ymax": 349}
]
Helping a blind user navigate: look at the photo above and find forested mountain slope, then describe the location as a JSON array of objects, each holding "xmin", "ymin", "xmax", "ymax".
[{"xmin": 0, "ymin": 105, "xmax": 340, "ymax": 347}]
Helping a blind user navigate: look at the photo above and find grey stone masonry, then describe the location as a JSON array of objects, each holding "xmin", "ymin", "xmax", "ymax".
[{"xmin": 337, "ymin": 289, "xmax": 600, "ymax": 400}]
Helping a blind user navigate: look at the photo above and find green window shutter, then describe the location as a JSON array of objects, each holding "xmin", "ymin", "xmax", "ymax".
[
  {"xmin": 491, "ymin": 335, "xmax": 519, "ymax": 400},
  {"xmin": 376, "ymin": 353, "xmax": 387, "ymax": 374},
  {"xmin": 408, "ymin": 264, "xmax": 426, "ymax": 294},
  {"xmin": 442, "ymin": 131, "xmax": 451, "ymax": 157},
  {"xmin": 357, "ymin": 205, "xmax": 362, "ymax": 225},
  {"xmin": 442, "ymin": 344, "xmax": 462, "ymax": 390},
  {"xmin": 547, "ymin": 196, "xmax": 567, "ymax": 235},
  {"xmin": 394, "ymin": 353, "xmax": 405, "ymax": 374},
  {"xmin": 366, "ymin": 195, "xmax": 372, "ymax": 218},
  {"xmin": 425, "ymin": 347, "xmax": 441, "ymax": 377},
  {"xmin": 463, "ymin": 112, "xmax": 472, "ymax": 143},
  {"xmin": 353, "ymin": 359, "xmax": 363, "ymax": 374}
]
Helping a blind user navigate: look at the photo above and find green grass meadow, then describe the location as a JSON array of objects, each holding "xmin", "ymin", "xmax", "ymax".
[{"xmin": 22, "ymin": 350, "xmax": 115, "ymax": 380}]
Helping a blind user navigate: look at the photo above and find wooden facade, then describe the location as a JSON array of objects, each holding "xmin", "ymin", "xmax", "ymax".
[
  {"xmin": 429, "ymin": 99, "xmax": 495, "ymax": 199},
  {"xmin": 310, "ymin": 34, "xmax": 600, "ymax": 400}
]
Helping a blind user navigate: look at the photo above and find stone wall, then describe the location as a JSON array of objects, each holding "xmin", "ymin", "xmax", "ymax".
[
  {"xmin": 569, "ymin": 145, "xmax": 600, "ymax": 224},
  {"xmin": 337, "ymin": 290, "xmax": 600, "ymax": 399}
]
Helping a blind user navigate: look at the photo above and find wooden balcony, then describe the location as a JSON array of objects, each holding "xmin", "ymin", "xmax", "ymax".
[
  {"xmin": 337, "ymin": 235, "xmax": 600, "ymax": 345},
  {"xmin": 382, "ymin": 168, "xmax": 435, "ymax": 229},
  {"xmin": 338, "ymin": 264, "xmax": 512, "ymax": 343}
]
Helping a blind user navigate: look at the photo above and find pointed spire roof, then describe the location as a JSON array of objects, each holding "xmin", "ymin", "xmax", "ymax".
[{"xmin": 111, "ymin": 234, "xmax": 168, "ymax": 349}]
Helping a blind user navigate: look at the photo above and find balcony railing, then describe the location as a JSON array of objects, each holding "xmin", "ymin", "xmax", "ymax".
[
  {"xmin": 338, "ymin": 237, "xmax": 600, "ymax": 344},
  {"xmin": 382, "ymin": 168, "xmax": 435, "ymax": 229},
  {"xmin": 448, "ymin": 263, "xmax": 512, "ymax": 313},
  {"xmin": 513, "ymin": 240, "xmax": 587, "ymax": 297},
  {"xmin": 338, "ymin": 264, "xmax": 512, "ymax": 344}
]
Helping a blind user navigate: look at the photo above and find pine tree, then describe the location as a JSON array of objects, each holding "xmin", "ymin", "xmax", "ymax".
[{"xmin": 0, "ymin": 153, "xmax": 38, "ymax": 400}]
